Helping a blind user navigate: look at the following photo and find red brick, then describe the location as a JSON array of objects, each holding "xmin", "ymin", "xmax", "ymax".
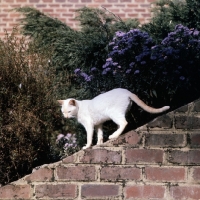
[
  {"xmin": 29, "ymin": 0, "xmax": 39, "ymax": 2},
  {"xmin": 145, "ymin": 167, "xmax": 185, "ymax": 181},
  {"xmin": 79, "ymin": 149, "xmax": 122, "ymax": 164},
  {"xmin": 35, "ymin": 184, "xmax": 77, "ymax": 198},
  {"xmin": 56, "ymin": 165, "xmax": 96, "ymax": 181},
  {"xmin": 125, "ymin": 185, "xmax": 165, "ymax": 199},
  {"xmin": 25, "ymin": 167, "xmax": 53, "ymax": 182},
  {"xmin": 62, "ymin": 154, "xmax": 75, "ymax": 163},
  {"xmin": 112, "ymin": 131, "xmax": 140, "ymax": 146},
  {"xmin": 190, "ymin": 133, "xmax": 200, "ymax": 147},
  {"xmin": 192, "ymin": 167, "xmax": 200, "ymax": 181},
  {"xmin": 175, "ymin": 116, "xmax": 200, "ymax": 129},
  {"xmin": 120, "ymin": 0, "xmax": 132, "ymax": 2},
  {"xmin": 81, "ymin": 184, "xmax": 120, "ymax": 198},
  {"xmin": 170, "ymin": 186, "xmax": 200, "ymax": 200},
  {"xmin": 169, "ymin": 150, "xmax": 200, "ymax": 164},
  {"xmin": 193, "ymin": 101, "xmax": 200, "ymax": 112},
  {"xmin": 0, "ymin": 185, "xmax": 31, "ymax": 199},
  {"xmin": 100, "ymin": 166, "xmax": 141, "ymax": 181},
  {"xmin": 145, "ymin": 133, "xmax": 185, "ymax": 147},
  {"xmin": 125, "ymin": 149, "xmax": 163, "ymax": 164},
  {"xmin": 36, "ymin": 4, "xmax": 47, "ymax": 8},
  {"xmin": 42, "ymin": 8, "xmax": 54, "ymax": 13},
  {"xmin": 15, "ymin": 0, "xmax": 27, "ymax": 2},
  {"xmin": 147, "ymin": 115, "xmax": 172, "ymax": 128}
]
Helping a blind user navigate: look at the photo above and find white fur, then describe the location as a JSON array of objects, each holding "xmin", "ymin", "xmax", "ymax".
[{"xmin": 58, "ymin": 88, "xmax": 170, "ymax": 149}]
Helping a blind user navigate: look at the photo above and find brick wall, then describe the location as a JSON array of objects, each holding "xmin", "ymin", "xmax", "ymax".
[
  {"xmin": 0, "ymin": 0, "xmax": 153, "ymax": 38},
  {"xmin": 1, "ymin": 99, "xmax": 200, "ymax": 199}
]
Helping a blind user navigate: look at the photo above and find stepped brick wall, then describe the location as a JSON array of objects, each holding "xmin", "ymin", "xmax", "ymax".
[
  {"xmin": 0, "ymin": 0, "xmax": 153, "ymax": 38},
  {"xmin": 1, "ymin": 99, "xmax": 200, "ymax": 199}
]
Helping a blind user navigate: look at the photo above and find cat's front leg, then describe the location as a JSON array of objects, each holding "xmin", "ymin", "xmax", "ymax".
[
  {"xmin": 82, "ymin": 126, "xmax": 94, "ymax": 150},
  {"xmin": 95, "ymin": 124, "xmax": 103, "ymax": 145}
]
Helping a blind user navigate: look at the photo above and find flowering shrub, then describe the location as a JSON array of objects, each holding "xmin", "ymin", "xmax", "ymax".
[
  {"xmin": 75, "ymin": 24, "xmax": 200, "ymax": 110},
  {"xmin": 56, "ymin": 133, "xmax": 78, "ymax": 158},
  {"xmin": 74, "ymin": 29, "xmax": 155, "ymax": 97}
]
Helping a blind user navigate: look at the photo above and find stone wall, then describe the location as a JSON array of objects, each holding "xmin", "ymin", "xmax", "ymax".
[
  {"xmin": 1, "ymin": 99, "xmax": 200, "ymax": 199},
  {"xmin": 0, "ymin": 0, "xmax": 153, "ymax": 38}
]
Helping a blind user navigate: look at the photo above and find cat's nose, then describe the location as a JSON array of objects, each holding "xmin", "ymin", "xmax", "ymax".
[{"xmin": 63, "ymin": 114, "xmax": 68, "ymax": 118}]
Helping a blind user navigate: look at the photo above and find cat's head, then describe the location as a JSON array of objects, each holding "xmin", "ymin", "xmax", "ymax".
[{"xmin": 57, "ymin": 99, "xmax": 78, "ymax": 119}]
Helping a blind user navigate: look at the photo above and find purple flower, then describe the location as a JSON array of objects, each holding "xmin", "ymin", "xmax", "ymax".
[
  {"xmin": 178, "ymin": 66, "xmax": 182, "ymax": 69},
  {"xmin": 109, "ymin": 42, "xmax": 115, "ymax": 46},
  {"xmin": 180, "ymin": 76, "xmax": 185, "ymax": 80},
  {"xmin": 80, "ymin": 72, "xmax": 88, "ymax": 78},
  {"xmin": 65, "ymin": 133, "xmax": 72, "ymax": 140},
  {"xmin": 141, "ymin": 61, "xmax": 146, "ymax": 65},
  {"xmin": 116, "ymin": 31, "xmax": 125, "ymax": 37},
  {"xmin": 129, "ymin": 62, "xmax": 135, "ymax": 67},
  {"xmin": 193, "ymin": 30, "xmax": 199, "ymax": 36},
  {"xmin": 126, "ymin": 69, "xmax": 132, "ymax": 74},
  {"xmin": 91, "ymin": 67, "xmax": 97, "ymax": 72},
  {"xmin": 74, "ymin": 68, "xmax": 81, "ymax": 74},
  {"xmin": 56, "ymin": 134, "xmax": 64, "ymax": 141},
  {"xmin": 106, "ymin": 58, "xmax": 112, "ymax": 62},
  {"xmin": 134, "ymin": 70, "xmax": 140, "ymax": 74}
]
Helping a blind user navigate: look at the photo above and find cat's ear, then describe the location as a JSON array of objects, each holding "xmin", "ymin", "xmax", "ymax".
[
  {"xmin": 69, "ymin": 99, "xmax": 76, "ymax": 106},
  {"xmin": 57, "ymin": 100, "xmax": 64, "ymax": 105}
]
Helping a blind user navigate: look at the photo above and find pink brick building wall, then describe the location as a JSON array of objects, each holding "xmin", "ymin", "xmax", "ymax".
[{"xmin": 0, "ymin": 0, "xmax": 153, "ymax": 38}]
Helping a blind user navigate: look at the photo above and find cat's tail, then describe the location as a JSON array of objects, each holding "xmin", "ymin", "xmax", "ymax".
[{"xmin": 130, "ymin": 93, "xmax": 170, "ymax": 114}]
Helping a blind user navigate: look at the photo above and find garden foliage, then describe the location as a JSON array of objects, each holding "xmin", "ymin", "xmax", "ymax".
[
  {"xmin": 0, "ymin": 30, "xmax": 60, "ymax": 186},
  {"xmin": 142, "ymin": 0, "xmax": 200, "ymax": 42},
  {"xmin": 1, "ymin": 0, "xmax": 200, "ymax": 186}
]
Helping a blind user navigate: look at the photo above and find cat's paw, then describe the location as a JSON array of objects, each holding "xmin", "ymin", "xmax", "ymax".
[
  {"xmin": 109, "ymin": 134, "xmax": 118, "ymax": 140},
  {"xmin": 82, "ymin": 145, "xmax": 91, "ymax": 150},
  {"xmin": 97, "ymin": 138, "xmax": 103, "ymax": 145}
]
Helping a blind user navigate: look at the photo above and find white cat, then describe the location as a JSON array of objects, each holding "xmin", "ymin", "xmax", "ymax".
[{"xmin": 58, "ymin": 88, "xmax": 170, "ymax": 149}]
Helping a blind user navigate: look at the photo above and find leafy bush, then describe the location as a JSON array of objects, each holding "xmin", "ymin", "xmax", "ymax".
[
  {"xmin": 142, "ymin": 0, "xmax": 200, "ymax": 43},
  {"xmin": 0, "ymin": 30, "xmax": 63, "ymax": 186},
  {"xmin": 16, "ymin": 7, "xmax": 139, "ymax": 99}
]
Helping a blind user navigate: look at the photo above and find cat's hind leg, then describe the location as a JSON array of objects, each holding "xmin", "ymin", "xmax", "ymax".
[
  {"xmin": 95, "ymin": 124, "xmax": 103, "ymax": 145},
  {"xmin": 109, "ymin": 117, "xmax": 127, "ymax": 140}
]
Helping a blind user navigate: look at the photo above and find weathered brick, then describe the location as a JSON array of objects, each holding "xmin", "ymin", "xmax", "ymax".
[
  {"xmin": 100, "ymin": 166, "xmax": 141, "ymax": 181},
  {"xmin": 170, "ymin": 185, "xmax": 200, "ymax": 200},
  {"xmin": 192, "ymin": 167, "xmax": 200, "ymax": 181},
  {"xmin": 169, "ymin": 150, "xmax": 200, "ymax": 164},
  {"xmin": 125, "ymin": 185, "xmax": 165, "ymax": 199},
  {"xmin": 0, "ymin": 184, "xmax": 31, "ymax": 199},
  {"xmin": 25, "ymin": 167, "xmax": 53, "ymax": 182},
  {"xmin": 190, "ymin": 133, "xmax": 200, "ymax": 148},
  {"xmin": 81, "ymin": 184, "xmax": 120, "ymax": 198},
  {"xmin": 193, "ymin": 100, "xmax": 200, "ymax": 112},
  {"xmin": 175, "ymin": 105, "xmax": 188, "ymax": 113},
  {"xmin": 56, "ymin": 165, "xmax": 96, "ymax": 181},
  {"xmin": 111, "ymin": 130, "xmax": 141, "ymax": 146},
  {"xmin": 147, "ymin": 115, "xmax": 172, "ymax": 128},
  {"xmin": 125, "ymin": 149, "xmax": 163, "ymax": 164},
  {"xmin": 145, "ymin": 167, "xmax": 185, "ymax": 181},
  {"xmin": 35, "ymin": 184, "xmax": 77, "ymax": 198},
  {"xmin": 175, "ymin": 116, "xmax": 200, "ymax": 129},
  {"xmin": 62, "ymin": 154, "xmax": 75, "ymax": 163},
  {"xmin": 145, "ymin": 133, "xmax": 185, "ymax": 147},
  {"xmin": 79, "ymin": 149, "xmax": 122, "ymax": 164}
]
